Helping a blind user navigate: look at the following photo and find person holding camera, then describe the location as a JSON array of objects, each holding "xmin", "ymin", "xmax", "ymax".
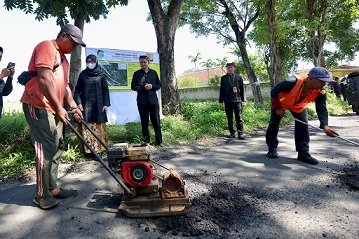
[
  {"xmin": 131, "ymin": 55, "xmax": 162, "ymax": 146},
  {"xmin": 0, "ymin": 46, "xmax": 15, "ymax": 118}
]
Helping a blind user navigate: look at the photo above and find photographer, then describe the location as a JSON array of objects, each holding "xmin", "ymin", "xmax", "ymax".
[{"xmin": 0, "ymin": 46, "xmax": 15, "ymax": 118}]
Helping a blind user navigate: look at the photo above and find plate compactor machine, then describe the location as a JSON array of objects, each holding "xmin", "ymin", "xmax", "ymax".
[{"xmin": 67, "ymin": 119, "xmax": 190, "ymax": 217}]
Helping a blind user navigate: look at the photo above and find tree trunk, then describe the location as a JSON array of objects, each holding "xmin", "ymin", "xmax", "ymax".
[
  {"xmin": 147, "ymin": 0, "xmax": 182, "ymax": 115},
  {"xmin": 267, "ymin": 0, "xmax": 282, "ymax": 87},
  {"xmin": 158, "ymin": 44, "xmax": 180, "ymax": 114},
  {"xmin": 69, "ymin": 17, "xmax": 85, "ymax": 92},
  {"xmin": 221, "ymin": 0, "xmax": 263, "ymax": 104},
  {"xmin": 305, "ymin": 0, "xmax": 328, "ymax": 67},
  {"xmin": 237, "ymin": 32, "xmax": 263, "ymax": 104}
]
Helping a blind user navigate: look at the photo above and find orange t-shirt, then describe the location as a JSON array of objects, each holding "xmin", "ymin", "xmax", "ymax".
[{"xmin": 20, "ymin": 40, "xmax": 69, "ymax": 113}]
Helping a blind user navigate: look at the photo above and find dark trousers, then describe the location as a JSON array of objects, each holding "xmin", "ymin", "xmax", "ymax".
[
  {"xmin": 224, "ymin": 102, "xmax": 243, "ymax": 134},
  {"xmin": 137, "ymin": 103, "xmax": 162, "ymax": 145},
  {"xmin": 266, "ymin": 108, "xmax": 309, "ymax": 154}
]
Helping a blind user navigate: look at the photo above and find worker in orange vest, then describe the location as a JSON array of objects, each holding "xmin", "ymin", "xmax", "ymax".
[{"xmin": 266, "ymin": 67, "xmax": 338, "ymax": 165}]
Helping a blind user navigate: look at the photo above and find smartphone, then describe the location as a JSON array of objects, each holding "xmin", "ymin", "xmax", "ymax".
[{"xmin": 7, "ymin": 62, "xmax": 15, "ymax": 69}]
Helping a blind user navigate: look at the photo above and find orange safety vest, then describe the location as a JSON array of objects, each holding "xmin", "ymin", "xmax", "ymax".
[{"xmin": 278, "ymin": 76, "xmax": 321, "ymax": 113}]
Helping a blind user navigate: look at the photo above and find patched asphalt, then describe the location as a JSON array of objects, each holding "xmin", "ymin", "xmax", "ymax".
[{"xmin": 0, "ymin": 114, "xmax": 358, "ymax": 239}]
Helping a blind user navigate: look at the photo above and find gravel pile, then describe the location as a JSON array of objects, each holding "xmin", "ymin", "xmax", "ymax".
[
  {"xmin": 134, "ymin": 170, "xmax": 281, "ymax": 238},
  {"xmin": 336, "ymin": 162, "xmax": 359, "ymax": 191}
]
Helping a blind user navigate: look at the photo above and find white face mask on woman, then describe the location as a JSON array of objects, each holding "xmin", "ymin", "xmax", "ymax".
[{"xmin": 86, "ymin": 62, "xmax": 96, "ymax": 70}]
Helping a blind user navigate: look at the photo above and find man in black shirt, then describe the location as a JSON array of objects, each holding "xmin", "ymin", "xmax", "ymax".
[
  {"xmin": 219, "ymin": 62, "xmax": 245, "ymax": 139},
  {"xmin": 131, "ymin": 55, "xmax": 162, "ymax": 145}
]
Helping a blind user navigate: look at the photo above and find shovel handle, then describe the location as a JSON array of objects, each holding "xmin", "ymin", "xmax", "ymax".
[
  {"xmin": 66, "ymin": 119, "xmax": 134, "ymax": 196},
  {"xmin": 294, "ymin": 118, "xmax": 359, "ymax": 147}
]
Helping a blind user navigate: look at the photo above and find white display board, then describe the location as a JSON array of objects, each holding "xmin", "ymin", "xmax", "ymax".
[
  {"xmin": 107, "ymin": 89, "xmax": 162, "ymax": 125},
  {"xmin": 85, "ymin": 47, "xmax": 162, "ymax": 125}
]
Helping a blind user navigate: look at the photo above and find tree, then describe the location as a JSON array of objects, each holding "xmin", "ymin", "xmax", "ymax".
[
  {"xmin": 266, "ymin": 0, "xmax": 282, "ymax": 86},
  {"xmin": 324, "ymin": 1, "xmax": 359, "ymax": 67},
  {"xmin": 251, "ymin": 0, "xmax": 359, "ymax": 76},
  {"xmin": 200, "ymin": 58, "xmax": 214, "ymax": 80},
  {"xmin": 4, "ymin": 0, "xmax": 128, "ymax": 89},
  {"xmin": 147, "ymin": 0, "xmax": 183, "ymax": 114},
  {"xmin": 249, "ymin": 0, "xmax": 359, "ymax": 89},
  {"xmin": 215, "ymin": 56, "xmax": 228, "ymax": 75},
  {"xmin": 228, "ymin": 46, "xmax": 242, "ymax": 63},
  {"xmin": 250, "ymin": 0, "xmax": 302, "ymax": 86},
  {"xmin": 188, "ymin": 52, "xmax": 202, "ymax": 70},
  {"xmin": 228, "ymin": 48, "xmax": 269, "ymax": 83},
  {"xmin": 300, "ymin": 0, "xmax": 359, "ymax": 67},
  {"xmin": 180, "ymin": 0, "xmax": 263, "ymax": 104}
]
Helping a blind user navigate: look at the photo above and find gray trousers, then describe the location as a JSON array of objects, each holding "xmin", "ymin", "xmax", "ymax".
[{"xmin": 23, "ymin": 104, "xmax": 64, "ymax": 198}]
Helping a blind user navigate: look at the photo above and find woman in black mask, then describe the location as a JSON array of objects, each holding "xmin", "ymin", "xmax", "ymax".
[{"xmin": 75, "ymin": 54, "xmax": 111, "ymax": 158}]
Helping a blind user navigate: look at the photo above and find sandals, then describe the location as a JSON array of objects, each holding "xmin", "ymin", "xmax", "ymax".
[
  {"xmin": 33, "ymin": 196, "xmax": 59, "ymax": 210},
  {"xmin": 52, "ymin": 188, "xmax": 78, "ymax": 199}
]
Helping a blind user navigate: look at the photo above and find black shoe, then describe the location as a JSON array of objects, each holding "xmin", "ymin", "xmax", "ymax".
[
  {"xmin": 228, "ymin": 133, "xmax": 235, "ymax": 138},
  {"xmin": 266, "ymin": 151, "xmax": 278, "ymax": 158},
  {"xmin": 238, "ymin": 133, "xmax": 245, "ymax": 140},
  {"xmin": 297, "ymin": 153, "xmax": 318, "ymax": 165},
  {"xmin": 144, "ymin": 137, "xmax": 150, "ymax": 145},
  {"xmin": 155, "ymin": 139, "xmax": 162, "ymax": 145}
]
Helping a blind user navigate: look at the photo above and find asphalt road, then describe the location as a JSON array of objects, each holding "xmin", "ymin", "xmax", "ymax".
[{"xmin": 0, "ymin": 114, "xmax": 358, "ymax": 239}]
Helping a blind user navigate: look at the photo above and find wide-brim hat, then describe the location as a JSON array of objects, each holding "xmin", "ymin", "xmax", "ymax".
[
  {"xmin": 308, "ymin": 67, "xmax": 334, "ymax": 82},
  {"xmin": 61, "ymin": 24, "xmax": 86, "ymax": 47}
]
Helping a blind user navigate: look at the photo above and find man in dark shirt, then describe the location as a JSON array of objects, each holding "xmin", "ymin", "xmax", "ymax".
[
  {"xmin": 219, "ymin": 62, "xmax": 246, "ymax": 139},
  {"xmin": 266, "ymin": 67, "xmax": 337, "ymax": 165},
  {"xmin": 0, "ymin": 46, "xmax": 15, "ymax": 118},
  {"xmin": 131, "ymin": 55, "xmax": 162, "ymax": 146}
]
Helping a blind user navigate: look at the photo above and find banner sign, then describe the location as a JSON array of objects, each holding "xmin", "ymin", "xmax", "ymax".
[{"xmin": 85, "ymin": 48, "xmax": 160, "ymax": 89}]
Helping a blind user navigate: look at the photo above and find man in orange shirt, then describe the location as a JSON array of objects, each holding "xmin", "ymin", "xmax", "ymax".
[
  {"xmin": 21, "ymin": 24, "xmax": 85, "ymax": 209},
  {"xmin": 266, "ymin": 67, "xmax": 337, "ymax": 165}
]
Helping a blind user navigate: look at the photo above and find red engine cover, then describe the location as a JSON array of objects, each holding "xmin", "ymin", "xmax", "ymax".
[{"xmin": 120, "ymin": 161, "xmax": 153, "ymax": 188}]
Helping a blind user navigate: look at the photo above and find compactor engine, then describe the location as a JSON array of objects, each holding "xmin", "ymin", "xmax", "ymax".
[{"xmin": 108, "ymin": 143, "xmax": 190, "ymax": 217}]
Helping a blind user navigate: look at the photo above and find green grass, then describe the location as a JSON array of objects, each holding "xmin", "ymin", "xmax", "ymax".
[
  {"xmin": 0, "ymin": 113, "xmax": 34, "ymax": 178},
  {"xmin": 0, "ymin": 93, "xmax": 351, "ymax": 178}
]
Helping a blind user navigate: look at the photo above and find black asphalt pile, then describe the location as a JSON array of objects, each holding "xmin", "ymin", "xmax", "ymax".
[
  {"xmin": 336, "ymin": 162, "xmax": 359, "ymax": 191},
  {"xmin": 136, "ymin": 170, "xmax": 283, "ymax": 238}
]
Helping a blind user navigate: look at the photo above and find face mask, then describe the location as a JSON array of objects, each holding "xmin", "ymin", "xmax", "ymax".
[{"xmin": 86, "ymin": 63, "xmax": 96, "ymax": 70}]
